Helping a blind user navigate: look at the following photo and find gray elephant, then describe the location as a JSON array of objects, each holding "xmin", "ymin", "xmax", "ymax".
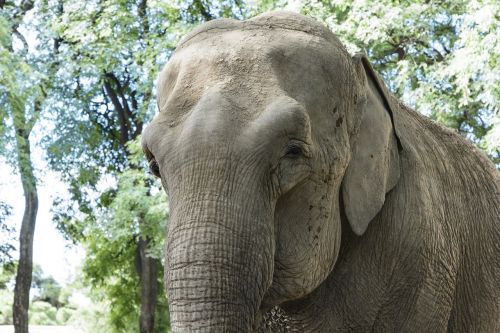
[{"xmin": 142, "ymin": 11, "xmax": 500, "ymax": 332}]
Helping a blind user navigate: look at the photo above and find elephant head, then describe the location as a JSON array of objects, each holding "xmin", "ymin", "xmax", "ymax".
[{"xmin": 142, "ymin": 11, "xmax": 400, "ymax": 332}]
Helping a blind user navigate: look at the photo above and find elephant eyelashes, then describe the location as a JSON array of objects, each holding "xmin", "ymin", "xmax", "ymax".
[
  {"xmin": 149, "ymin": 159, "xmax": 161, "ymax": 178},
  {"xmin": 283, "ymin": 140, "xmax": 311, "ymax": 160},
  {"xmin": 285, "ymin": 145, "xmax": 302, "ymax": 158},
  {"xmin": 284, "ymin": 143, "xmax": 304, "ymax": 159}
]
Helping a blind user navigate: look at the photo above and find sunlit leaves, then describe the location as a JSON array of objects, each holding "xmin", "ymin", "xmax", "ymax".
[
  {"xmin": 75, "ymin": 139, "xmax": 168, "ymax": 332},
  {"xmin": 0, "ymin": 202, "xmax": 14, "ymax": 264}
]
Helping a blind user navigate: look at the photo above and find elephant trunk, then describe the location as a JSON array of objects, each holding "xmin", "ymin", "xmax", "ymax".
[{"xmin": 166, "ymin": 171, "xmax": 274, "ymax": 332}]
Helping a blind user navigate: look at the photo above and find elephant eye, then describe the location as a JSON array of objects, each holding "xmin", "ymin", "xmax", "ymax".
[
  {"xmin": 284, "ymin": 143, "xmax": 303, "ymax": 159},
  {"xmin": 149, "ymin": 159, "xmax": 161, "ymax": 178}
]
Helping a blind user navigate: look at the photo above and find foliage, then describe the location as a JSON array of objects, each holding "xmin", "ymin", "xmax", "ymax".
[
  {"xmin": 0, "ymin": 263, "xmax": 76, "ymax": 326},
  {"xmin": 44, "ymin": 0, "xmax": 248, "ymax": 204},
  {"xmin": 0, "ymin": 1, "xmax": 60, "ymax": 331},
  {"xmin": 0, "ymin": 262, "xmax": 16, "ymax": 324},
  {"xmin": 0, "ymin": 261, "xmax": 16, "ymax": 290},
  {"xmin": 54, "ymin": 138, "xmax": 169, "ymax": 332},
  {"xmin": 0, "ymin": 202, "xmax": 14, "ymax": 263},
  {"xmin": 68, "ymin": 289, "xmax": 127, "ymax": 333},
  {"xmin": 44, "ymin": 0, "xmax": 181, "ymax": 189},
  {"xmin": 31, "ymin": 264, "xmax": 67, "ymax": 308},
  {"xmin": 0, "ymin": 0, "xmax": 51, "ymax": 170},
  {"xmin": 82, "ymin": 174, "xmax": 168, "ymax": 331},
  {"xmin": 0, "ymin": 288, "xmax": 14, "ymax": 325}
]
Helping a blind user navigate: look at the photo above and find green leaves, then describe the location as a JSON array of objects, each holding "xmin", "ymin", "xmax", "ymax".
[
  {"xmin": 0, "ymin": 2, "xmax": 52, "ymax": 174},
  {"xmin": 0, "ymin": 262, "xmax": 77, "ymax": 326},
  {"xmin": 53, "ymin": 135, "xmax": 168, "ymax": 331},
  {"xmin": 0, "ymin": 202, "xmax": 14, "ymax": 264}
]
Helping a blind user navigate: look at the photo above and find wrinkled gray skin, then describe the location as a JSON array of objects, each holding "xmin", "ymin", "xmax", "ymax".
[{"xmin": 142, "ymin": 11, "xmax": 500, "ymax": 332}]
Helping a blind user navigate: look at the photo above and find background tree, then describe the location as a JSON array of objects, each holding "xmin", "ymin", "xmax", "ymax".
[
  {"xmin": 0, "ymin": 0, "xmax": 59, "ymax": 331},
  {"xmin": 0, "ymin": 262, "xmax": 17, "ymax": 325},
  {"xmin": 42, "ymin": 0, "xmax": 181, "ymax": 330},
  {"xmin": 0, "ymin": 262, "xmax": 77, "ymax": 326},
  {"xmin": 31, "ymin": 264, "xmax": 64, "ymax": 309}
]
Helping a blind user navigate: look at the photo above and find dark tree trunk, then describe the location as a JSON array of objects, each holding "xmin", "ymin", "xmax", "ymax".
[
  {"xmin": 101, "ymin": 0, "xmax": 160, "ymax": 322},
  {"xmin": 12, "ymin": 132, "xmax": 38, "ymax": 333},
  {"xmin": 136, "ymin": 237, "xmax": 158, "ymax": 333}
]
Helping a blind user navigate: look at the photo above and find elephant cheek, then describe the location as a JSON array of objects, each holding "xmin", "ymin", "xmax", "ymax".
[{"xmin": 265, "ymin": 181, "xmax": 342, "ymax": 304}]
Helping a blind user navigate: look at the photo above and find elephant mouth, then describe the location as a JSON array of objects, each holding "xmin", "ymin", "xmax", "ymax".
[{"xmin": 258, "ymin": 306, "xmax": 293, "ymax": 331}]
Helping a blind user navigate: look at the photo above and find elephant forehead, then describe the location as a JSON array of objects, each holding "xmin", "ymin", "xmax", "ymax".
[{"xmin": 156, "ymin": 29, "xmax": 344, "ymax": 125}]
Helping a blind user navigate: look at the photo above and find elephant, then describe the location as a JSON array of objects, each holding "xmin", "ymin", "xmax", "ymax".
[{"xmin": 141, "ymin": 11, "xmax": 500, "ymax": 332}]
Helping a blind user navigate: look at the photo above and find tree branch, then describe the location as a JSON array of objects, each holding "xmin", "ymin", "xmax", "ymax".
[
  {"xmin": 192, "ymin": 0, "xmax": 213, "ymax": 21},
  {"xmin": 105, "ymin": 72, "xmax": 134, "ymax": 124},
  {"xmin": 100, "ymin": 87, "xmax": 117, "ymax": 127},
  {"xmin": 26, "ymin": 85, "xmax": 46, "ymax": 132},
  {"xmin": 103, "ymin": 75, "xmax": 129, "ymax": 145},
  {"xmin": 414, "ymin": 39, "xmax": 445, "ymax": 62},
  {"xmin": 138, "ymin": 0, "xmax": 149, "ymax": 38},
  {"xmin": 11, "ymin": 0, "xmax": 35, "ymax": 33},
  {"xmin": 12, "ymin": 28, "xmax": 29, "ymax": 56}
]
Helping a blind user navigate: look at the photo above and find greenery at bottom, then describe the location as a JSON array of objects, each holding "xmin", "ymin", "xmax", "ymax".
[
  {"xmin": 0, "ymin": 263, "xmax": 74, "ymax": 326},
  {"xmin": 1, "ymin": 261, "xmax": 171, "ymax": 332}
]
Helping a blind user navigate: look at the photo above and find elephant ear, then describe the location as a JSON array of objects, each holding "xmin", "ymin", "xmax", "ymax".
[{"xmin": 342, "ymin": 54, "xmax": 401, "ymax": 236}]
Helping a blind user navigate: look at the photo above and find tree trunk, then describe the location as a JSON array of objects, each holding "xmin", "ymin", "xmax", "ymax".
[
  {"xmin": 137, "ymin": 237, "xmax": 158, "ymax": 333},
  {"xmin": 12, "ymin": 132, "xmax": 38, "ymax": 333}
]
